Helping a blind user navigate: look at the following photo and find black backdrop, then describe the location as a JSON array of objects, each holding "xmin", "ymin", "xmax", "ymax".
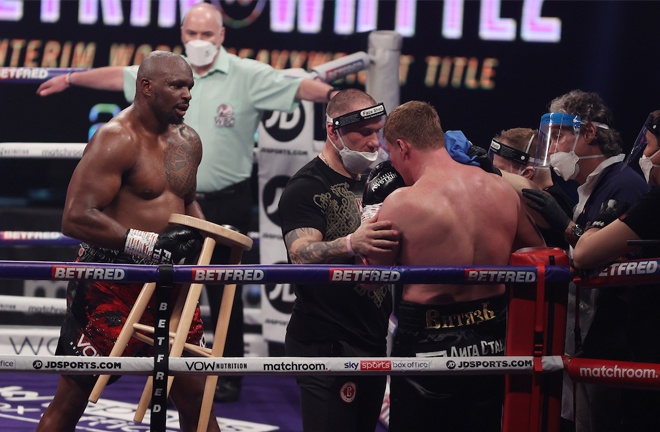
[{"xmin": 1, "ymin": 0, "xmax": 659, "ymax": 206}]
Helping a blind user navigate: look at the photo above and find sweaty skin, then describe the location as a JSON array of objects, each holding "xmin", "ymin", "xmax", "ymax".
[
  {"xmin": 62, "ymin": 58, "xmax": 204, "ymax": 247},
  {"xmin": 37, "ymin": 52, "xmax": 218, "ymax": 432},
  {"xmin": 373, "ymin": 149, "xmax": 544, "ymax": 304}
]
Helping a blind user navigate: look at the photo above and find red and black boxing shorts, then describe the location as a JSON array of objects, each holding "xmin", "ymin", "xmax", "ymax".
[{"xmin": 56, "ymin": 243, "xmax": 205, "ymax": 384}]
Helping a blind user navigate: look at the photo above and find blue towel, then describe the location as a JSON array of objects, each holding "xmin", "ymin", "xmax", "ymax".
[{"xmin": 445, "ymin": 130, "xmax": 478, "ymax": 166}]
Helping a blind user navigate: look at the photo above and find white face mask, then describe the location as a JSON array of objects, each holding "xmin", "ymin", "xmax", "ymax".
[
  {"xmin": 549, "ymin": 152, "xmax": 605, "ymax": 181},
  {"xmin": 330, "ymin": 135, "xmax": 378, "ymax": 175},
  {"xmin": 549, "ymin": 151, "xmax": 580, "ymax": 180},
  {"xmin": 639, "ymin": 149, "xmax": 660, "ymax": 184},
  {"xmin": 185, "ymin": 40, "xmax": 219, "ymax": 67},
  {"xmin": 370, "ymin": 146, "xmax": 390, "ymax": 169}
]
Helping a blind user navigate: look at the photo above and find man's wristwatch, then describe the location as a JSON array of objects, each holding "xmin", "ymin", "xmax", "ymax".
[
  {"xmin": 565, "ymin": 222, "xmax": 584, "ymax": 246},
  {"xmin": 571, "ymin": 223, "xmax": 584, "ymax": 238}
]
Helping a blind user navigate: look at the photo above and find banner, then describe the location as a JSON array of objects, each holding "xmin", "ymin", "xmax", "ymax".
[{"xmin": 257, "ymin": 70, "xmax": 320, "ymax": 344}]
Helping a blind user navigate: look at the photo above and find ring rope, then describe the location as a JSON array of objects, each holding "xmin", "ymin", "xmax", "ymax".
[
  {"xmin": 0, "ymin": 142, "xmax": 85, "ymax": 158},
  {"xmin": 2, "ymin": 258, "xmax": 655, "ymax": 287},
  {"xmin": 0, "ymin": 354, "xmax": 563, "ymax": 376},
  {"xmin": 4, "ymin": 353, "xmax": 658, "ymax": 390},
  {"xmin": 0, "ymin": 260, "xmax": 572, "ymax": 284},
  {"xmin": 0, "ymin": 231, "xmax": 79, "ymax": 246},
  {"xmin": 0, "ymin": 294, "xmax": 216, "ymax": 320},
  {"xmin": 0, "ymin": 67, "xmax": 90, "ymax": 84},
  {"xmin": 0, "ymin": 294, "xmax": 67, "ymax": 315}
]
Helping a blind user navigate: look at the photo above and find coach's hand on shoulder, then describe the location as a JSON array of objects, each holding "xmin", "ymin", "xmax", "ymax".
[
  {"xmin": 522, "ymin": 188, "xmax": 571, "ymax": 233},
  {"xmin": 350, "ymin": 217, "xmax": 400, "ymax": 264},
  {"xmin": 467, "ymin": 143, "xmax": 502, "ymax": 176}
]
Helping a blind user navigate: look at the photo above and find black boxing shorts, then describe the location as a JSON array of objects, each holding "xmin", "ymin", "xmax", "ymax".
[
  {"xmin": 56, "ymin": 244, "xmax": 205, "ymax": 384},
  {"xmin": 389, "ymin": 295, "xmax": 508, "ymax": 432},
  {"xmin": 393, "ymin": 294, "xmax": 507, "ymax": 357}
]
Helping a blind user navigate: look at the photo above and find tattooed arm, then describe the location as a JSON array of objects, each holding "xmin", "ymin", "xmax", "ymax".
[
  {"xmin": 284, "ymin": 227, "xmax": 353, "ymax": 264},
  {"xmin": 284, "ymin": 219, "xmax": 401, "ymax": 265}
]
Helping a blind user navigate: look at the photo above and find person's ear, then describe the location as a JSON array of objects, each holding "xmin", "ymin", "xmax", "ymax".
[
  {"xmin": 397, "ymin": 139, "xmax": 411, "ymax": 158},
  {"xmin": 140, "ymin": 78, "xmax": 152, "ymax": 96},
  {"xmin": 583, "ymin": 123, "xmax": 597, "ymax": 145},
  {"xmin": 327, "ymin": 124, "xmax": 338, "ymax": 141},
  {"xmin": 219, "ymin": 26, "xmax": 226, "ymax": 45},
  {"xmin": 520, "ymin": 166, "xmax": 535, "ymax": 180}
]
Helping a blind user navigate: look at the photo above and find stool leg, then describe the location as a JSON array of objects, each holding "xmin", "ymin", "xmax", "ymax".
[
  {"xmin": 133, "ymin": 236, "xmax": 216, "ymax": 423},
  {"xmin": 197, "ymin": 246, "xmax": 243, "ymax": 432},
  {"xmin": 88, "ymin": 281, "xmax": 156, "ymax": 403}
]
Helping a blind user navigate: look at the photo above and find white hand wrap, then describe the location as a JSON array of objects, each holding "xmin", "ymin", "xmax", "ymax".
[
  {"xmin": 123, "ymin": 229, "xmax": 158, "ymax": 261},
  {"xmin": 361, "ymin": 203, "xmax": 382, "ymax": 224}
]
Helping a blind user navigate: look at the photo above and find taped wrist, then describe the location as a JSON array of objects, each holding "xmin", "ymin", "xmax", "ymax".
[
  {"xmin": 123, "ymin": 229, "xmax": 158, "ymax": 261},
  {"xmin": 361, "ymin": 203, "xmax": 381, "ymax": 224}
]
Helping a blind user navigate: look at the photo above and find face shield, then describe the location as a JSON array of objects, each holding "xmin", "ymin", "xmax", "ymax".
[
  {"xmin": 488, "ymin": 137, "xmax": 533, "ymax": 174},
  {"xmin": 623, "ymin": 113, "xmax": 660, "ymax": 183},
  {"xmin": 326, "ymin": 103, "xmax": 388, "ymax": 174},
  {"xmin": 534, "ymin": 113, "xmax": 582, "ymax": 169}
]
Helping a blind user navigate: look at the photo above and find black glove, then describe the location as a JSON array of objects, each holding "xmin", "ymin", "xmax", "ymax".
[
  {"xmin": 361, "ymin": 160, "xmax": 406, "ymax": 222},
  {"xmin": 467, "ymin": 143, "xmax": 502, "ymax": 176},
  {"xmin": 586, "ymin": 199, "xmax": 629, "ymax": 230},
  {"xmin": 153, "ymin": 224, "xmax": 203, "ymax": 264},
  {"xmin": 522, "ymin": 188, "xmax": 571, "ymax": 233}
]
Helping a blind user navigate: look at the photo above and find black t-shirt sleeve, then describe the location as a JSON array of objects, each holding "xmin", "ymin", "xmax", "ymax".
[
  {"xmin": 278, "ymin": 175, "xmax": 327, "ymax": 238},
  {"xmin": 620, "ymin": 188, "xmax": 660, "ymax": 240}
]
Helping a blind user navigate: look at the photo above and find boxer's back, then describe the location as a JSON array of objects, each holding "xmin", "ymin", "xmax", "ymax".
[{"xmin": 380, "ymin": 158, "xmax": 532, "ymax": 304}]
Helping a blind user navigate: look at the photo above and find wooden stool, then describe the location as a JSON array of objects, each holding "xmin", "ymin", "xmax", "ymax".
[{"xmin": 87, "ymin": 214, "xmax": 252, "ymax": 427}]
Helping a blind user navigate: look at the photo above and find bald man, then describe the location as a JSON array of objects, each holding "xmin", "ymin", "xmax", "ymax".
[
  {"xmin": 36, "ymin": 51, "xmax": 220, "ymax": 432},
  {"xmin": 37, "ymin": 2, "xmax": 337, "ymax": 402}
]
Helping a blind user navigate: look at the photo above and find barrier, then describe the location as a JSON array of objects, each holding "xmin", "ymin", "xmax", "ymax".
[{"xmin": 0, "ymin": 354, "xmax": 564, "ymax": 376}]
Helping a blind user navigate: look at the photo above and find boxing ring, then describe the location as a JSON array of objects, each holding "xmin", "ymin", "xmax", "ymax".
[
  {"xmin": 3, "ymin": 32, "xmax": 659, "ymax": 432},
  {"xmin": 3, "ymin": 151, "xmax": 660, "ymax": 431}
]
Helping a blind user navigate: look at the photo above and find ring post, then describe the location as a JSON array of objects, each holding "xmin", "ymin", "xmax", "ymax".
[
  {"xmin": 503, "ymin": 247, "xmax": 569, "ymax": 432},
  {"xmin": 151, "ymin": 264, "xmax": 174, "ymax": 431}
]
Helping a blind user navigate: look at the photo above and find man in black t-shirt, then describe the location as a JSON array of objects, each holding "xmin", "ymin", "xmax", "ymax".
[{"xmin": 278, "ymin": 89, "xmax": 399, "ymax": 432}]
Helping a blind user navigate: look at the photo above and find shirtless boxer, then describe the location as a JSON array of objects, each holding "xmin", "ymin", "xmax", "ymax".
[
  {"xmin": 367, "ymin": 101, "xmax": 545, "ymax": 432},
  {"xmin": 36, "ymin": 51, "xmax": 220, "ymax": 432}
]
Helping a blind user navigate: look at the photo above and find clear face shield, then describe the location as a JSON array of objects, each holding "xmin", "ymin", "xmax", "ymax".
[
  {"xmin": 623, "ymin": 113, "xmax": 660, "ymax": 183},
  {"xmin": 533, "ymin": 113, "xmax": 583, "ymax": 180},
  {"xmin": 326, "ymin": 103, "xmax": 388, "ymax": 174},
  {"xmin": 488, "ymin": 137, "xmax": 534, "ymax": 175}
]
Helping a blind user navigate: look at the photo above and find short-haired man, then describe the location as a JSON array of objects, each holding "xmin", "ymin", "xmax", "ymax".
[
  {"xmin": 36, "ymin": 2, "xmax": 338, "ymax": 402},
  {"xmin": 278, "ymin": 89, "xmax": 400, "ymax": 431},
  {"xmin": 36, "ymin": 51, "xmax": 220, "ymax": 431},
  {"xmin": 366, "ymin": 101, "xmax": 545, "ymax": 431}
]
